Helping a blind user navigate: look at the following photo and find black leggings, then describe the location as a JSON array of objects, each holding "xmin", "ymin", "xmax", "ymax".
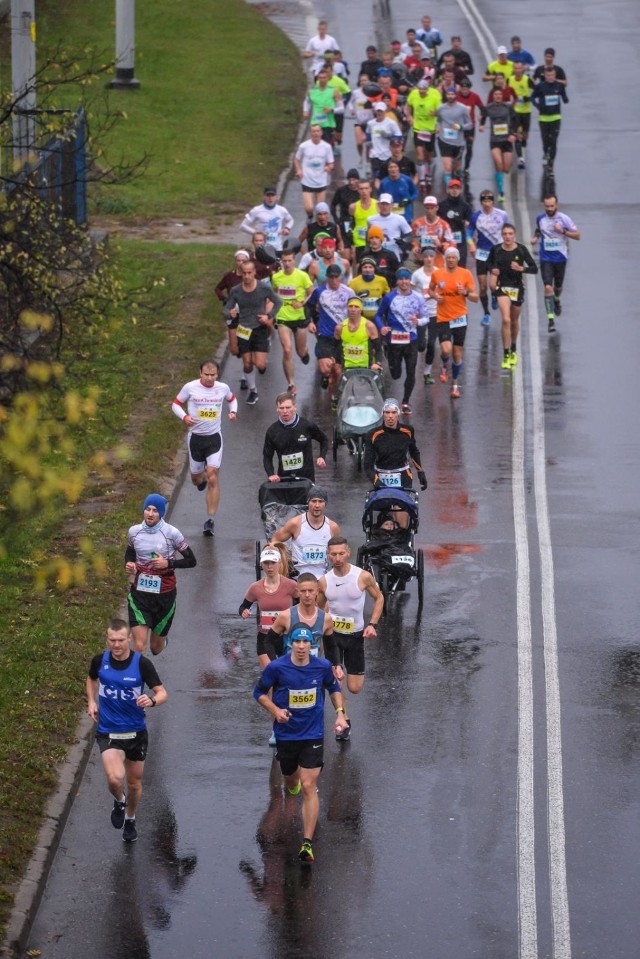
[
  {"xmin": 539, "ymin": 120, "xmax": 561, "ymax": 163},
  {"xmin": 385, "ymin": 341, "xmax": 418, "ymax": 403}
]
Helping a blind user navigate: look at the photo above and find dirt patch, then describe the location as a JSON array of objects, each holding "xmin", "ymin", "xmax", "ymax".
[{"xmin": 91, "ymin": 214, "xmax": 246, "ymax": 246}]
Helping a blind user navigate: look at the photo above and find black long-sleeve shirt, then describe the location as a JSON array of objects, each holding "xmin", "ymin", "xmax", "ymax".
[{"xmin": 262, "ymin": 416, "xmax": 328, "ymax": 482}]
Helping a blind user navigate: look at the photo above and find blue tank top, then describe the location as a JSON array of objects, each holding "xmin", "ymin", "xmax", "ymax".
[
  {"xmin": 283, "ymin": 605, "xmax": 326, "ymax": 657},
  {"xmin": 97, "ymin": 651, "xmax": 146, "ymax": 734}
]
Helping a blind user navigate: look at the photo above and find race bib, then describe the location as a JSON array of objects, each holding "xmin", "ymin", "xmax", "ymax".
[
  {"xmin": 357, "ymin": 227, "xmax": 367, "ymax": 239},
  {"xmin": 544, "ymin": 237, "xmax": 562, "ymax": 251},
  {"xmin": 544, "ymin": 95, "xmax": 560, "ymax": 107},
  {"xmin": 502, "ymin": 287, "xmax": 520, "ymax": 301},
  {"xmin": 416, "ymin": 131, "xmax": 432, "ymax": 142},
  {"xmin": 492, "ymin": 123, "xmax": 508, "ymax": 136},
  {"xmin": 344, "ymin": 344, "xmax": 367, "ymax": 360},
  {"xmin": 197, "ymin": 406, "xmax": 219, "ymax": 419},
  {"xmin": 378, "ymin": 469, "xmax": 403, "ymax": 487},
  {"xmin": 289, "ymin": 687, "xmax": 317, "ymax": 709},
  {"xmin": 392, "ymin": 203, "xmax": 406, "ymax": 216},
  {"xmin": 259, "ymin": 610, "xmax": 279, "ymax": 632},
  {"xmin": 391, "ymin": 555, "xmax": 414, "ymax": 565},
  {"xmin": 333, "ymin": 616, "xmax": 355, "ymax": 634},
  {"xmin": 475, "ymin": 248, "xmax": 490, "ymax": 262},
  {"xmin": 362, "ymin": 297, "xmax": 378, "ymax": 312},
  {"xmin": 109, "ymin": 732, "xmax": 137, "ymax": 740},
  {"xmin": 282, "ymin": 451, "xmax": 304, "ymax": 471},
  {"xmin": 236, "ymin": 324, "xmax": 252, "ymax": 340},
  {"xmin": 301, "ymin": 545, "xmax": 326, "ymax": 564},
  {"xmin": 137, "ymin": 574, "xmax": 161, "ymax": 594},
  {"xmin": 452, "ymin": 231, "xmax": 462, "ymax": 243},
  {"xmin": 310, "ymin": 158, "xmax": 323, "ymax": 168},
  {"xmin": 443, "ymin": 127, "xmax": 458, "ymax": 141},
  {"xmin": 390, "ymin": 330, "xmax": 411, "ymax": 344},
  {"xmin": 266, "ymin": 231, "xmax": 279, "ymax": 245},
  {"xmin": 313, "ymin": 113, "xmax": 327, "ymax": 124},
  {"xmin": 449, "ymin": 314, "xmax": 468, "ymax": 328},
  {"xmin": 277, "ymin": 285, "xmax": 297, "ymax": 298}
]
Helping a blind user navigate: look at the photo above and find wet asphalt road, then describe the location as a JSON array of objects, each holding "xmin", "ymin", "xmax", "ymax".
[{"xmin": 26, "ymin": 1, "xmax": 640, "ymax": 957}]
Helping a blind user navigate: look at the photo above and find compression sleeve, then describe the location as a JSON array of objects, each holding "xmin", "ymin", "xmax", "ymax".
[
  {"xmin": 125, "ymin": 545, "xmax": 136, "ymax": 565},
  {"xmin": 170, "ymin": 546, "xmax": 197, "ymax": 570},
  {"xmin": 238, "ymin": 598, "xmax": 253, "ymax": 615},
  {"xmin": 172, "ymin": 400, "xmax": 188, "ymax": 420}
]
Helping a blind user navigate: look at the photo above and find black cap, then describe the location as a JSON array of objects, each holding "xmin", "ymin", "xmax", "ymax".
[
  {"xmin": 263, "ymin": 185, "xmax": 276, "ymax": 194},
  {"xmin": 325, "ymin": 264, "xmax": 342, "ymax": 278},
  {"xmin": 460, "ymin": 77, "xmax": 472, "ymax": 88},
  {"xmin": 347, "ymin": 167, "xmax": 359, "ymax": 179}
]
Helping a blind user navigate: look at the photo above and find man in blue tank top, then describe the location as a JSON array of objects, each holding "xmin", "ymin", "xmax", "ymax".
[
  {"xmin": 86, "ymin": 618, "xmax": 168, "ymax": 843},
  {"xmin": 253, "ymin": 626, "xmax": 348, "ymax": 863}
]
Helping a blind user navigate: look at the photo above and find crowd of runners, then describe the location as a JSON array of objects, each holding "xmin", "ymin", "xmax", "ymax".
[{"xmin": 86, "ymin": 13, "xmax": 581, "ymax": 863}]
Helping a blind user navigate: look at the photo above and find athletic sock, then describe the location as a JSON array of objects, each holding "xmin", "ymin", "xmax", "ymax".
[
  {"xmin": 544, "ymin": 294, "xmax": 555, "ymax": 318},
  {"xmin": 424, "ymin": 363, "xmax": 432, "ymax": 374},
  {"xmin": 245, "ymin": 370, "xmax": 257, "ymax": 391},
  {"xmin": 480, "ymin": 293, "xmax": 489, "ymax": 313},
  {"xmin": 440, "ymin": 354, "xmax": 449, "ymax": 368},
  {"xmin": 511, "ymin": 342, "xmax": 517, "ymax": 353},
  {"xmin": 452, "ymin": 362, "xmax": 462, "ymax": 381},
  {"xmin": 496, "ymin": 171, "xmax": 504, "ymax": 193}
]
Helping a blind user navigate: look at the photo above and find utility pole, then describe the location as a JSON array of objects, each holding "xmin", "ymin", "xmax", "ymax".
[
  {"xmin": 109, "ymin": 0, "xmax": 140, "ymax": 89},
  {"xmin": 11, "ymin": 0, "xmax": 37, "ymax": 168}
]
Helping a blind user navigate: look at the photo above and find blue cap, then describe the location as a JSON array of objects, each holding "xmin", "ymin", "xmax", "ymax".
[
  {"xmin": 143, "ymin": 494, "xmax": 167, "ymax": 518},
  {"xmin": 396, "ymin": 268, "xmax": 412, "ymax": 279},
  {"xmin": 377, "ymin": 67, "xmax": 392, "ymax": 76},
  {"xmin": 290, "ymin": 625, "xmax": 314, "ymax": 643}
]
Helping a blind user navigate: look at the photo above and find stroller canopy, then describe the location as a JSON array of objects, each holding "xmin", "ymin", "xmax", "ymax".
[{"xmin": 362, "ymin": 488, "xmax": 420, "ymax": 529}]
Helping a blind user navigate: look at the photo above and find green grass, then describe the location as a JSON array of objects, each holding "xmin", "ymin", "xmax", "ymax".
[
  {"xmin": 34, "ymin": 0, "xmax": 304, "ymax": 216},
  {"xmin": 0, "ymin": 0, "xmax": 305, "ymax": 936}
]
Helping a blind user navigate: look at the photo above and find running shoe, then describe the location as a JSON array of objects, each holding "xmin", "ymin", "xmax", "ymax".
[
  {"xmin": 501, "ymin": 356, "xmax": 512, "ymax": 370},
  {"xmin": 122, "ymin": 818, "xmax": 138, "ymax": 843},
  {"xmin": 335, "ymin": 719, "xmax": 351, "ymax": 742},
  {"xmin": 548, "ymin": 318, "xmax": 557, "ymax": 334},
  {"xmin": 481, "ymin": 313, "xmax": 491, "ymax": 327},
  {"xmin": 287, "ymin": 781, "xmax": 302, "ymax": 796},
  {"xmin": 111, "ymin": 798, "xmax": 126, "ymax": 830},
  {"xmin": 497, "ymin": 193, "xmax": 505, "ymax": 205},
  {"xmin": 246, "ymin": 390, "xmax": 259, "ymax": 405},
  {"xmin": 301, "ymin": 353, "xmax": 310, "ymax": 365},
  {"xmin": 287, "ymin": 383, "xmax": 297, "ymax": 396},
  {"xmin": 401, "ymin": 402, "xmax": 412, "ymax": 414},
  {"xmin": 268, "ymin": 732, "xmax": 276, "ymax": 747},
  {"xmin": 554, "ymin": 299, "xmax": 562, "ymax": 316},
  {"xmin": 196, "ymin": 479, "xmax": 207, "ymax": 492},
  {"xmin": 439, "ymin": 369, "xmax": 449, "ymax": 383},
  {"xmin": 320, "ymin": 375, "xmax": 329, "ymax": 389},
  {"xmin": 424, "ymin": 373, "xmax": 435, "ymax": 385},
  {"xmin": 450, "ymin": 384, "xmax": 461, "ymax": 399},
  {"xmin": 509, "ymin": 351, "xmax": 518, "ymax": 367},
  {"xmin": 491, "ymin": 294, "xmax": 498, "ymax": 311},
  {"xmin": 298, "ymin": 841, "xmax": 314, "ymax": 863},
  {"xmin": 203, "ymin": 518, "xmax": 215, "ymax": 537},
  {"xmin": 239, "ymin": 378, "xmax": 248, "ymax": 392},
  {"xmin": 517, "ymin": 157, "xmax": 526, "ymax": 169}
]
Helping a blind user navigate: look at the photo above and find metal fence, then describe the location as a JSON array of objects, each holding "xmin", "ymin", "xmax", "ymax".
[{"xmin": 5, "ymin": 108, "xmax": 87, "ymax": 225}]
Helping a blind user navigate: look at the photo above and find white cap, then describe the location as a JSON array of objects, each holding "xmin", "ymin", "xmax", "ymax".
[
  {"xmin": 423, "ymin": 195, "xmax": 438, "ymax": 205},
  {"xmin": 379, "ymin": 193, "xmax": 393, "ymax": 204},
  {"xmin": 260, "ymin": 547, "xmax": 281, "ymax": 563},
  {"xmin": 497, "ymin": 45, "xmax": 508, "ymax": 54},
  {"xmin": 373, "ymin": 102, "xmax": 387, "ymax": 111}
]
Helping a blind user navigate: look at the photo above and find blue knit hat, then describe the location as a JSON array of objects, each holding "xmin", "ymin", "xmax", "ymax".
[{"xmin": 143, "ymin": 494, "xmax": 167, "ymax": 518}]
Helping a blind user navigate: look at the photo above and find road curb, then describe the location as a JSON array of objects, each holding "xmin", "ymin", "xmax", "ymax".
[{"xmin": 0, "ymin": 5, "xmax": 308, "ymax": 957}]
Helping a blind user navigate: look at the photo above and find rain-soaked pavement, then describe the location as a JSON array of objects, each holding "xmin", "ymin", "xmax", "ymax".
[{"xmin": 26, "ymin": 1, "xmax": 640, "ymax": 957}]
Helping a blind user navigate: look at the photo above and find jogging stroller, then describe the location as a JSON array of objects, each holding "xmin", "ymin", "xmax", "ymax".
[
  {"xmin": 332, "ymin": 368, "xmax": 385, "ymax": 470},
  {"xmin": 255, "ymin": 476, "xmax": 314, "ymax": 577},
  {"xmin": 356, "ymin": 487, "xmax": 424, "ymax": 605}
]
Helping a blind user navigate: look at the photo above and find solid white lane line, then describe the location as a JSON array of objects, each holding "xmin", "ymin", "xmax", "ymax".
[{"xmin": 516, "ymin": 188, "xmax": 573, "ymax": 959}]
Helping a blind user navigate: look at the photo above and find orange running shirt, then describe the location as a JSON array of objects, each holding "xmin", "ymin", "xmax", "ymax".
[{"xmin": 430, "ymin": 266, "xmax": 476, "ymax": 323}]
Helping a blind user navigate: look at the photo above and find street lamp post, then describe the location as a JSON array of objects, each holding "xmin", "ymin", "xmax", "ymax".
[
  {"xmin": 11, "ymin": 0, "xmax": 37, "ymax": 168},
  {"xmin": 109, "ymin": 0, "xmax": 140, "ymax": 89}
]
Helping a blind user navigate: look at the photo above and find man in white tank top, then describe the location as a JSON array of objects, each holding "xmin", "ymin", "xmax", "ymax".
[
  {"xmin": 317, "ymin": 536, "xmax": 384, "ymax": 741},
  {"xmin": 271, "ymin": 486, "xmax": 340, "ymax": 577}
]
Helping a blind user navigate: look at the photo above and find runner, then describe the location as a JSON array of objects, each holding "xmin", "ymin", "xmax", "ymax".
[
  {"xmin": 271, "ymin": 486, "xmax": 340, "ymax": 578},
  {"xmin": 437, "ymin": 179, "xmax": 473, "ymax": 266},
  {"xmin": 373, "ymin": 268, "xmax": 430, "ymax": 414},
  {"xmin": 308, "ymin": 235, "xmax": 350, "ymax": 285},
  {"xmin": 270, "ymin": 251, "xmax": 313, "ymax": 395},
  {"xmin": 302, "ymin": 20, "xmax": 338, "ymax": 74},
  {"xmin": 411, "ymin": 195, "xmax": 456, "ymax": 264},
  {"xmin": 364, "ymin": 397, "xmax": 428, "ymax": 491},
  {"xmin": 358, "ymin": 227, "xmax": 401, "ymax": 287},
  {"xmin": 479, "ymin": 87, "xmax": 516, "ymax": 204},
  {"xmin": 303, "ymin": 66, "xmax": 342, "ymax": 146},
  {"xmin": 456, "ymin": 78, "xmax": 484, "ymax": 177},
  {"xmin": 531, "ymin": 65, "xmax": 569, "ymax": 170},
  {"xmin": 305, "ymin": 264, "xmax": 351, "ymax": 399},
  {"xmin": 508, "ymin": 61, "xmax": 535, "ymax": 169},
  {"xmin": 482, "ymin": 46, "xmax": 514, "ymax": 82},
  {"xmin": 487, "ymin": 223, "xmax": 538, "ymax": 370},
  {"xmin": 214, "ymin": 249, "xmax": 252, "ymax": 392},
  {"xmin": 253, "ymin": 617, "xmax": 347, "ymax": 864},
  {"xmin": 317, "ymin": 537, "xmax": 384, "ymax": 741},
  {"xmin": 240, "ymin": 187, "xmax": 294, "ymax": 254},
  {"xmin": 87, "ymin": 618, "xmax": 168, "ymax": 843},
  {"xmin": 530, "ymin": 193, "xmax": 580, "ymax": 332},
  {"xmin": 348, "ymin": 180, "xmax": 379, "ymax": 262},
  {"xmin": 429, "ymin": 247, "xmax": 479, "ymax": 398},
  {"xmin": 294, "ymin": 125, "xmax": 335, "ymax": 218},
  {"xmin": 405, "ymin": 77, "xmax": 442, "ymax": 191},
  {"xmin": 379, "ymin": 161, "xmax": 419, "ymax": 224},
  {"xmin": 223, "ymin": 261, "xmax": 282, "ymax": 406},
  {"xmin": 410, "ymin": 243, "xmax": 439, "ymax": 383},
  {"xmin": 366, "ymin": 102, "xmax": 403, "ymax": 181},
  {"xmin": 125, "ymin": 494, "xmax": 197, "ymax": 655},
  {"xmin": 239, "ymin": 543, "xmax": 297, "ymax": 670},
  {"xmin": 263, "ymin": 391, "xmax": 328, "ymax": 484},
  {"xmin": 533, "ymin": 48, "xmax": 568, "ymax": 87},
  {"xmin": 467, "ymin": 190, "xmax": 509, "ymax": 326},
  {"xmin": 330, "ymin": 169, "xmax": 360, "ymax": 259},
  {"xmin": 437, "ymin": 35, "xmax": 474, "ymax": 76},
  {"xmin": 335, "ymin": 297, "xmax": 383, "ymax": 370},
  {"xmin": 348, "ymin": 256, "xmax": 390, "ymax": 319},
  {"xmin": 365, "ymin": 193, "xmax": 413, "ymax": 261},
  {"xmin": 507, "ymin": 36, "xmax": 536, "ymax": 72},
  {"xmin": 172, "ymin": 359, "xmax": 238, "ymax": 536},
  {"xmin": 435, "ymin": 87, "xmax": 473, "ymax": 188}
]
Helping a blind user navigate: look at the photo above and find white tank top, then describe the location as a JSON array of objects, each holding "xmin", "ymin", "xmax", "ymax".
[
  {"xmin": 323, "ymin": 565, "xmax": 365, "ymax": 634},
  {"xmin": 291, "ymin": 515, "xmax": 332, "ymax": 577}
]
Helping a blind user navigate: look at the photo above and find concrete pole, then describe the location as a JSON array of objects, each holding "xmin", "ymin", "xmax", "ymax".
[
  {"xmin": 109, "ymin": 0, "xmax": 140, "ymax": 89},
  {"xmin": 11, "ymin": 0, "xmax": 37, "ymax": 167}
]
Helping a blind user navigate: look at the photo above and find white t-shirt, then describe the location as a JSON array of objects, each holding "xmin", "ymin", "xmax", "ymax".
[
  {"xmin": 411, "ymin": 268, "xmax": 437, "ymax": 317},
  {"xmin": 295, "ymin": 139, "xmax": 334, "ymax": 189},
  {"xmin": 305, "ymin": 34, "xmax": 339, "ymax": 71}
]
